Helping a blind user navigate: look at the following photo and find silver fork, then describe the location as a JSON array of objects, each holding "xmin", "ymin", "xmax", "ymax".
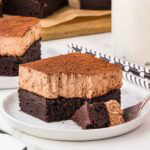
[{"xmin": 123, "ymin": 95, "xmax": 150, "ymax": 122}]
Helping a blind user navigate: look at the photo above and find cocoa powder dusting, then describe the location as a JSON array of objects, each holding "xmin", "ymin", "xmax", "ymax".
[
  {"xmin": 0, "ymin": 16, "xmax": 39, "ymax": 37},
  {"xmin": 21, "ymin": 53, "xmax": 122, "ymax": 75}
]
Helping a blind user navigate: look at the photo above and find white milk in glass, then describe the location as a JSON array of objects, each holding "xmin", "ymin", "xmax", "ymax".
[{"xmin": 112, "ymin": 0, "xmax": 150, "ymax": 63}]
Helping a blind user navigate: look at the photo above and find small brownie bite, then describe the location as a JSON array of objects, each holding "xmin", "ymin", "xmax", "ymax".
[
  {"xmin": 0, "ymin": 16, "xmax": 41, "ymax": 76},
  {"xmin": 0, "ymin": 0, "xmax": 2, "ymax": 17},
  {"xmin": 72, "ymin": 100, "xmax": 124, "ymax": 129},
  {"xmin": 19, "ymin": 53, "xmax": 122, "ymax": 122},
  {"xmin": 3, "ymin": 0, "xmax": 68, "ymax": 18},
  {"xmin": 69, "ymin": 0, "xmax": 111, "ymax": 10}
]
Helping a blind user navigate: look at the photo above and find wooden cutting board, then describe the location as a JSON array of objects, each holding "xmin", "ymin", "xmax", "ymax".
[{"xmin": 40, "ymin": 7, "xmax": 111, "ymax": 41}]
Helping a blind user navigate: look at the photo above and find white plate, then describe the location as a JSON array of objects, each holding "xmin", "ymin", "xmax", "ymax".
[
  {"xmin": 0, "ymin": 76, "xmax": 18, "ymax": 89},
  {"xmin": 1, "ymin": 80, "xmax": 150, "ymax": 141}
]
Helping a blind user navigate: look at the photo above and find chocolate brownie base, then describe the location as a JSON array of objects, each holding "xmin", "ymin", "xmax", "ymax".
[
  {"xmin": 81, "ymin": 0, "xmax": 111, "ymax": 10},
  {"xmin": 3, "ymin": 0, "xmax": 68, "ymax": 18},
  {"xmin": 18, "ymin": 89, "xmax": 121, "ymax": 122},
  {"xmin": 0, "ymin": 40, "xmax": 41, "ymax": 76}
]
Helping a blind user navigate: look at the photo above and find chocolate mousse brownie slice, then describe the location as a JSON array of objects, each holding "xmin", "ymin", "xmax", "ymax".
[
  {"xmin": 69, "ymin": 0, "xmax": 111, "ymax": 10},
  {"xmin": 3, "ymin": 0, "xmax": 68, "ymax": 18},
  {"xmin": 0, "ymin": 16, "xmax": 41, "ymax": 76},
  {"xmin": 72, "ymin": 100, "xmax": 124, "ymax": 129},
  {"xmin": 0, "ymin": 0, "xmax": 2, "ymax": 17},
  {"xmin": 19, "ymin": 53, "xmax": 122, "ymax": 122}
]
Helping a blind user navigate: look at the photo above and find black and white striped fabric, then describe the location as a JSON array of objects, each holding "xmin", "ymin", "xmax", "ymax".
[
  {"xmin": 67, "ymin": 43, "xmax": 150, "ymax": 91},
  {"xmin": 123, "ymin": 72, "xmax": 150, "ymax": 90}
]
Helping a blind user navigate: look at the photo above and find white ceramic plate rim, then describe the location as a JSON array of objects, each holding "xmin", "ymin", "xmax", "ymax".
[{"xmin": 1, "ymin": 92, "xmax": 149, "ymax": 133}]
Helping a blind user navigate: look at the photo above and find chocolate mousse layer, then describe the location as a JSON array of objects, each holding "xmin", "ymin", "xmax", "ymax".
[
  {"xmin": 19, "ymin": 53, "xmax": 122, "ymax": 99},
  {"xmin": 19, "ymin": 89, "xmax": 121, "ymax": 122},
  {"xmin": 0, "ymin": 16, "xmax": 41, "ymax": 76},
  {"xmin": 3, "ymin": 0, "xmax": 68, "ymax": 18},
  {"xmin": 72, "ymin": 100, "xmax": 124, "ymax": 129},
  {"xmin": 69, "ymin": 0, "xmax": 111, "ymax": 10}
]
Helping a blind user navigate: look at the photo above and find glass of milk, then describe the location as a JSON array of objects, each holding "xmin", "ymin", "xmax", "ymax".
[{"xmin": 112, "ymin": 0, "xmax": 150, "ymax": 64}]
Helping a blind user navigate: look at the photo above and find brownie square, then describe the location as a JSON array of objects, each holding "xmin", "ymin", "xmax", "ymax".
[
  {"xmin": 3, "ymin": 0, "xmax": 68, "ymax": 18},
  {"xmin": 69, "ymin": 0, "xmax": 111, "ymax": 10},
  {"xmin": 19, "ymin": 53, "xmax": 122, "ymax": 122},
  {"xmin": 0, "ymin": 16, "xmax": 41, "ymax": 76},
  {"xmin": 19, "ymin": 89, "xmax": 121, "ymax": 122},
  {"xmin": 0, "ymin": 0, "xmax": 2, "ymax": 17}
]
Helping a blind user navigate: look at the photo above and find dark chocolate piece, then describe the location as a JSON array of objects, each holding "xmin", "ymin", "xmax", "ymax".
[
  {"xmin": 18, "ymin": 88, "xmax": 121, "ymax": 122},
  {"xmin": 0, "ymin": 40, "xmax": 41, "ymax": 76},
  {"xmin": 3, "ymin": 0, "xmax": 68, "ymax": 18}
]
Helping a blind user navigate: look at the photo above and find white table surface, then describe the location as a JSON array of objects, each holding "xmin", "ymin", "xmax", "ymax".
[{"xmin": 1, "ymin": 33, "xmax": 150, "ymax": 150}]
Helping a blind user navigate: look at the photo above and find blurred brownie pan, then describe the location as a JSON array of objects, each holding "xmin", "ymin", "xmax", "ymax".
[
  {"xmin": 2, "ymin": 0, "xmax": 68, "ymax": 18},
  {"xmin": 69, "ymin": 0, "xmax": 111, "ymax": 10},
  {"xmin": 19, "ymin": 53, "xmax": 122, "ymax": 122}
]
